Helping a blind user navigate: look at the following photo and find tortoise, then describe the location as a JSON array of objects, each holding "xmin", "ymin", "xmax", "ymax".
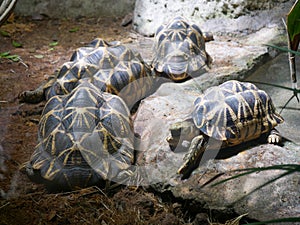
[
  {"xmin": 167, "ymin": 80, "xmax": 284, "ymax": 179},
  {"xmin": 25, "ymin": 81, "xmax": 136, "ymax": 191},
  {"xmin": 20, "ymin": 38, "xmax": 153, "ymax": 108},
  {"xmin": 151, "ymin": 16, "xmax": 213, "ymax": 81}
]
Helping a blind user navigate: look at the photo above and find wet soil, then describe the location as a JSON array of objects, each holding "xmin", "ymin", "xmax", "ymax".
[{"xmin": 0, "ymin": 15, "xmax": 202, "ymax": 225}]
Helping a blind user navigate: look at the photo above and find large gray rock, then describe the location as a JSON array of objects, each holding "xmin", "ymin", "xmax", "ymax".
[
  {"xmin": 15, "ymin": 0, "xmax": 135, "ymax": 18},
  {"xmin": 132, "ymin": 25, "xmax": 300, "ymax": 222},
  {"xmin": 171, "ymin": 144, "xmax": 300, "ymax": 222},
  {"xmin": 133, "ymin": 0, "xmax": 292, "ymax": 36},
  {"xmin": 133, "ymin": 78, "xmax": 300, "ymax": 223}
]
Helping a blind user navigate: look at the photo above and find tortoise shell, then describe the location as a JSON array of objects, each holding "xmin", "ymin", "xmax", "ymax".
[
  {"xmin": 46, "ymin": 38, "xmax": 153, "ymax": 108},
  {"xmin": 151, "ymin": 16, "xmax": 212, "ymax": 81},
  {"xmin": 26, "ymin": 81, "xmax": 134, "ymax": 190},
  {"xmin": 193, "ymin": 80, "xmax": 284, "ymax": 145}
]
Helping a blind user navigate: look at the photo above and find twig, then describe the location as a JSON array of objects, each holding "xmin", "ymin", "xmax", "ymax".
[
  {"xmin": 0, "ymin": 201, "xmax": 10, "ymax": 209},
  {"xmin": 283, "ymin": 17, "xmax": 300, "ymax": 109},
  {"xmin": 279, "ymin": 94, "xmax": 296, "ymax": 114},
  {"xmin": 19, "ymin": 59, "xmax": 29, "ymax": 69},
  {"xmin": 282, "ymin": 18, "xmax": 298, "ymax": 90}
]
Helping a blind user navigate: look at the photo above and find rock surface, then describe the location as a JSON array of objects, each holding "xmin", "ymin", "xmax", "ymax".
[
  {"xmin": 246, "ymin": 53, "xmax": 300, "ymax": 145},
  {"xmin": 133, "ymin": 0, "xmax": 292, "ymax": 36},
  {"xmin": 133, "ymin": 76, "xmax": 300, "ymax": 222},
  {"xmin": 130, "ymin": 4, "xmax": 300, "ymax": 221},
  {"xmin": 171, "ymin": 144, "xmax": 300, "ymax": 221},
  {"xmin": 15, "ymin": 0, "xmax": 135, "ymax": 18}
]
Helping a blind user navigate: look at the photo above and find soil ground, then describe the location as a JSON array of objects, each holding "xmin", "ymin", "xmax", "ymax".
[{"xmin": 0, "ymin": 15, "xmax": 198, "ymax": 225}]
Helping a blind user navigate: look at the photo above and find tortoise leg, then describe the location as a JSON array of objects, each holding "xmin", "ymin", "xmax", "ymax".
[
  {"xmin": 268, "ymin": 129, "xmax": 282, "ymax": 144},
  {"xmin": 177, "ymin": 135, "xmax": 208, "ymax": 179},
  {"xmin": 18, "ymin": 75, "xmax": 56, "ymax": 104},
  {"xmin": 18, "ymin": 82, "xmax": 46, "ymax": 103}
]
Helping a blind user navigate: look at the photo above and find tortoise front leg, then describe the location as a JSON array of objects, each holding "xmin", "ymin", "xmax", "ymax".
[
  {"xmin": 18, "ymin": 75, "xmax": 56, "ymax": 104},
  {"xmin": 177, "ymin": 135, "xmax": 208, "ymax": 179},
  {"xmin": 268, "ymin": 129, "xmax": 282, "ymax": 144},
  {"xmin": 18, "ymin": 81, "xmax": 46, "ymax": 103}
]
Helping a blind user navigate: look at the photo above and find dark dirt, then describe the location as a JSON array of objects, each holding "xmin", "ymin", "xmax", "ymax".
[{"xmin": 0, "ymin": 15, "xmax": 247, "ymax": 225}]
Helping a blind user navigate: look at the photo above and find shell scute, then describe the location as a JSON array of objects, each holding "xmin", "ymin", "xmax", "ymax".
[
  {"xmin": 28, "ymin": 82, "xmax": 134, "ymax": 190},
  {"xmin": 152, "ymin": 16, "xmax": 211, "ymax": 81},
  {"xmin": 193, "ymin": 80, "xmax": 283, "ymax": 144},
  {"xmin": 45, "ymin": 39, "xmax": 152, "ymax": 106}
]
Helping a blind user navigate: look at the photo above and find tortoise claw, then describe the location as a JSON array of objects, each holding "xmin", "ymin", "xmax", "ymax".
[{"xmin": 268, "ymin": 129, "xmax": 282, "ymax": 144}]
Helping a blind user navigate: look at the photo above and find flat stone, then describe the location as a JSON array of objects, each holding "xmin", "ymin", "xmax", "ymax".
[
  {"xmin": 15, "ymin": 0, "xmax": 135, "ymax": 17},
  {"xmin": 133, "ymin": 0, "xmax": 293, "ymax": 36}
]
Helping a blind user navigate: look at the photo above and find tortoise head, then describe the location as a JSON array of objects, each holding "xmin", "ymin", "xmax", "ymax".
[{"xmin": 167, "ymin": 120, "xmax": 200, "ymax": 151}]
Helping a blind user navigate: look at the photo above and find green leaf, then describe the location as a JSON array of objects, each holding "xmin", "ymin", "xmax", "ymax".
[
  {"xmin": 12, "ymin": 40, "xmax": 22, "ymax": 48},
  {"xmin": 8, "ymin": 55, "xmax": 20, "ymax": 62},
  {"xmin": 212, "ymin": 164, "xmax": 300, "ymax": 187},
  {"xmin": 266, "ymin": 44, "xmax": 300, "ymax": 56},
  {"xmin": 0, "ymin": 52, "xmax": 20, "ymax": 62},
  {"xmin": 69, "ymin": 27, "xmax": 79, "ymax": 33},
  {"xmin": 249, "ymin": 80, "xmax": 300, "ymax": 93},
  {"xmin": 0, "ymin": 30, "xmax": 10, "ymax": 37},
  {"xmin": 0, "ymin": 51, "xmax": 10, "ymax": 57},
  {"xmin": 34, "ymin": 54, "xmax": 44, "ymax": 59},
  {"xmin": 5, "ymin": 54, "xmax": 19, "ymax": 59},
  {"xmin": 242, "ymin": 217, "xmax": 300, "ymax": 225},
  {"xmin": 49, "ymin": 41, "xmax": 58, "ymax": 47},
  {"xmin": 287, "ymin": 0, "xmax": 300, "ymax": 42}
]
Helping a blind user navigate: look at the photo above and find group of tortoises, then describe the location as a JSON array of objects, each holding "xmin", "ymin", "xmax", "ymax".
[{"xmin": 20, "ymin": 16, "xmax": 284, "ymax": 191}]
